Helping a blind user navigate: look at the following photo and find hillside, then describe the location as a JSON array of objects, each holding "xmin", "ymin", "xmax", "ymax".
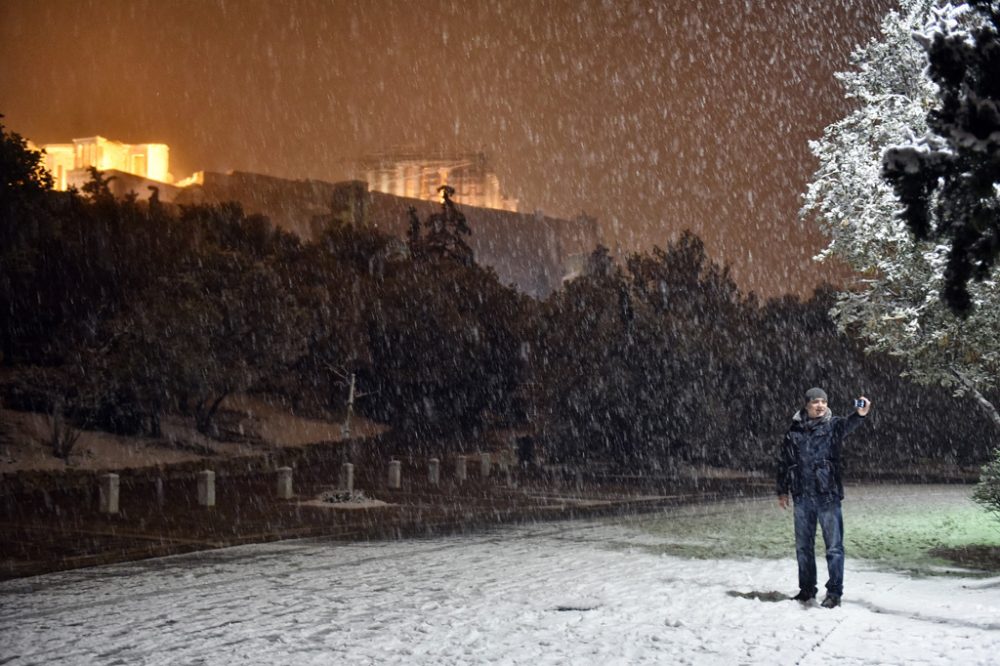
[{"xmin": 0, "ymin": 394, "xmax": 384, "ymax": 474}]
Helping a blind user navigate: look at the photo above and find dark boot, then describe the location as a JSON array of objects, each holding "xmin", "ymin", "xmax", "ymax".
[
  {"xmin": 791, "ymin": 590, "xmax": 815, "ymax": 603},
  {"xmin": 821, "ymin": 594, "xmax": 841, "ymax": 608}
]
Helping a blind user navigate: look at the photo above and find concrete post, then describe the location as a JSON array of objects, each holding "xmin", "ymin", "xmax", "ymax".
[
  {"xmin": 575, "ymin": 469, "xmax": 584, "ymax": 491},
  {"xmin": 428, "ymin": 458, "xmax": 441, "ymax": 486},
  {"xmin": 99, "ymin": 473, "xmax": 119, "ymax": 514},
  {"xmin": 277, "ymin": 466, "xmax": 294, "ymax": 499},
  {"xmin": 502, "ymin": 463, "xmax": 515, "ymax": 488},
  {"xmin": 155, "ymin": 476, "xmax": 164, "ymax": 508},
  {"xmin": 197, "ymin": 470, "xmax": 216, "ymax": 507},
  {"xmin": 480, "ymin": 453, "xmax": 491, "ymax": 479},
  {"xmin": 455, "ymin": 455, "xmax": 467, "ymax": 483},
  {"xmin": 340, "ymin": 462, "xmax": 354, "ymax": 492},
  {"xmin": 388, "ymin": 460, "xmax": 402, "ymax": 489}
]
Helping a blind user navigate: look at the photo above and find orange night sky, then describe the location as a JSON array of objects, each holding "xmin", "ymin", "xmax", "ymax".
[{"xmin": 0, "ymin": 0, "xmax": 897, "ymax": 298}]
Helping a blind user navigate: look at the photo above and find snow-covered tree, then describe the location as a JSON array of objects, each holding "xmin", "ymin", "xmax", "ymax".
[
  {"xmin": 883, "ymin": 0, "xmax": 1000, "ymax": 315},
  {"xmin": 802, "ymin": 0, "xmax": 1000, "ymax": 430}
]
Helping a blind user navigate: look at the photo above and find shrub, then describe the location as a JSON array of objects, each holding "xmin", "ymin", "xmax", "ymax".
[{"xmin": 973, "ymin": 448, "xmax": 1000, "ymax": 524}]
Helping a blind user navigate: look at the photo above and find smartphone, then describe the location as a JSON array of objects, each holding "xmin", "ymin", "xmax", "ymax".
[{"xmin": 854, "ymin": 399, "xmax": 866, "ymax": 409}]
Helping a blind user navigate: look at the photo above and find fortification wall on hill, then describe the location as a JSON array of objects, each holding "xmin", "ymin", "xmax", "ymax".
[{"xmin": 173, "ymin": 172, "xmax": 600, "ymax": 297}]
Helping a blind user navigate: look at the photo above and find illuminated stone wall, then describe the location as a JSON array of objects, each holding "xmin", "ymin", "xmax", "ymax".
[
  {"xmin": 38, "ymin": 135, "xmax": 171, "ymax": 190},
  {"xmin": 358, "ymin": 151, "xmax": 518, "ymax": 212},
  {"xmin": 39, "ymin": 143, "xmax": 74, "ymax": 190}
]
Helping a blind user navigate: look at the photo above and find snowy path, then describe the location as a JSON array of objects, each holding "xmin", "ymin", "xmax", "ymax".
[{"xmin": 2, "ymin": 511, "xmax": 998, "ymax": 664}]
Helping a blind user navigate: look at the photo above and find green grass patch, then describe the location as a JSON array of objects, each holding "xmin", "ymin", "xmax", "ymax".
[{"xmin": 610, "ymin": 484, "xmax": 1000, "ymax": 576}]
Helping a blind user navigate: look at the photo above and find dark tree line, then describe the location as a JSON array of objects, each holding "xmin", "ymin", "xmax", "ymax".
[
  {"xmin": 1, "ymin": 119, "xmax": 994, "ymax": 469},
  {"xmin": 532, "ymin": 238, "xmax": 996, "ymax": 472}
]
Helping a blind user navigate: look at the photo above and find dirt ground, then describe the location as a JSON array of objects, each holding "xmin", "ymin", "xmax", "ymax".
[
  {"xmin": 1, "ymin": 397, "xmax": 762, "ymax": 580},
  {"xmin": 0, "ymin": 450, "xmax": 750, "ymax": 580}
]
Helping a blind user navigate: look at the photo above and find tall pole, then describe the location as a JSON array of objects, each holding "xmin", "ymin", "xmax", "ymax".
[
  {"xmin": 341, "ymin": 372, "xmax": 356, "ymax": 440},
  {"xmin": 334, "ymin": 369, "xmax": 374, "ymax": 464}
]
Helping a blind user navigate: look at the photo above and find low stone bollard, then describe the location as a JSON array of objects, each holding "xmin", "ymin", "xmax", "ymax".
[
  {"xmin": 455, "ymin": 455, "xmax": 467, "ymax": 483},
  {"xmin": 277, "ymin": 466, "xmax": 294, "ymax": 499},
  {"xmin": 388, "ymin": 460, "xmax": 402, "ymax": 489},
  {"xmin": 501, "ymin": 463, "xmax": 515, "ymax": 488},
  {"xmin": 340, "ymin": 462, "xmax": 355, "ymax": 492},
  {"xmin": 428, "ymin": 458, "xmax": 441, "ymax": 486},
  {"xmin": 480, "ymin": 453, "xmax": 491, "ymax": 479},
  {"xmin": 99, "ymin": 473, "xmax": 119, "ymax": 514},
  {"xmin": 197, "ymin": 470, "xmax": 216, "ymax": 507}
]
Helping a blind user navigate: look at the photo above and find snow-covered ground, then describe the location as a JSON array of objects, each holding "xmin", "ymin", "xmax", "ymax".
[{"xmin": 1, "ymin": 486, "xmax": 998, "ymax": 665}]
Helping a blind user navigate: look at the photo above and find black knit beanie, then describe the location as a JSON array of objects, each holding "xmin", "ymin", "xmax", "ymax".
[{"xmin": 805, "ymin": 387, "xmax": 828, "ymax": 402}]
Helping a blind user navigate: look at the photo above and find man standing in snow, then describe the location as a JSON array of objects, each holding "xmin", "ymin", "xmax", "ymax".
[{"xmin": 776, "ymin": 387, "xmax": 870, "ymax": 608}]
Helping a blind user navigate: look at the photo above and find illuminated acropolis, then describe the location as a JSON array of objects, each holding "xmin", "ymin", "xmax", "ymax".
[
  {"xmin": 20, "ymin": 134, "xmax": 589, "ymax": 295},
  {"xmin": 37, "ymin": 136, "xmax": 171, "ymax": 191},
  {"xmin": 358, "ymin": 150, "xmax": 518, "ymax": 212},
  {"xmin": 33, "ymin": 136, "xmax": 520, "ymax": 214}
]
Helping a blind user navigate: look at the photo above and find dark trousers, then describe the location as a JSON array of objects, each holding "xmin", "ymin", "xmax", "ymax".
[{"xmin": 793, "ymin": 494, "xmax": 844, "ymax": 597}]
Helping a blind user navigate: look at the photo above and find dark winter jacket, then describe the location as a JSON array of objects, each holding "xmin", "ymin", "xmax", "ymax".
[{"xmin": 775, "ymin": 409, "xmax": 866, "ymax": 500}]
